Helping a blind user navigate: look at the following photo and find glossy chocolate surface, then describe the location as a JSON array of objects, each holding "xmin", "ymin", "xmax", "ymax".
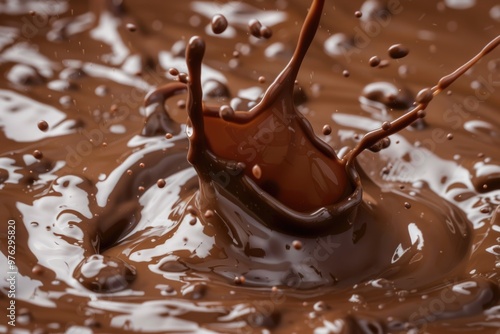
[{"xmin": 0, "ymin": 0, "xmax": 499, "ymax": 333}]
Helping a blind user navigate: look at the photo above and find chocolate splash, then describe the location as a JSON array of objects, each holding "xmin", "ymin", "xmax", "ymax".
[
  {"xmin": 1, "ymin": 0, "xmax": 500, "ymax": 333},
  {"xmin": 182, "ymin": 0, "xmax": 361, "ymax": 235}
]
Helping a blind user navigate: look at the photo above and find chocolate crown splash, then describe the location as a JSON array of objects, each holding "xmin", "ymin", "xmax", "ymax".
[{"xmin": 181, "ymin": 0, "xmax": 362, "ymax": 235}]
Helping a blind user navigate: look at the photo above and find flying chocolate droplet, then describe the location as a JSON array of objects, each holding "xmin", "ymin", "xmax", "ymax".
[
  {"xmin": 211, "ymin": 14, "xmax": 228, "ymax": 34},
  {"xmin": 248, "ymin": 19, "xmax": 263, "ymax": 38},
  {"xmin": 388, "ymin": 44, "xmax": 409, "ymax": 59},
  {"xmin": 37, "ymin": 120, "xmax": 49, "ymax": 131}
]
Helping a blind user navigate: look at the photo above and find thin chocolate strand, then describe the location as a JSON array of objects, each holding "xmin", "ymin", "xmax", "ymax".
[{"xmin": 346, "ymin": 35, "xmax": 500, "ymax": 163}]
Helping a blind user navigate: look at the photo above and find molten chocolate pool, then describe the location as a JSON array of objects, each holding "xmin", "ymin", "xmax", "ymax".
[{"xmin": 0, "ymin": 0, "xmax": 500, "ymax": 333}]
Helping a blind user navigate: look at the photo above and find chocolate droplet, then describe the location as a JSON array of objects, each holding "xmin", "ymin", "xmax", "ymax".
[
  {"xmin": 168, "ymin": 67, "xmax": 179, "ymax": 76},
  {"xmin": 219, "ymin": 105, "xmax": 235, "ymax": 120},
  {"xmin": 417, "ymin": 109, "xmax": 427, "ymax": 118},
  {"xmin": 415, "ymin": 88, "xmax": 433, "ymax": 104},
  {"xmin": 37, "ymin": 120, "xmax": 49, "ymax": 131},
  {"xmin": 178, "ymin": 72, "xmax": 189, "ymax": 83},
  {"xmin": 322, "ymin": 124, "xmax": 332, "ymax": 135},
  {"xmin": 252, "ymin": 164, "xmax": 262, "ymax": 179},
  {"xmin": 234, "ymin": 275, "xmax": 246, "ymax": 285},
  {"xmin": 248, "ymin": 19, "xmax": 263, "ymax": 38},
  {"xmin": 33, "ymin": 150, "xmax": 43, "ymax": 160},
  {"xmin": 32, "ymin": 264, "xmax": 44, "ymax": 275},
  {"xmin": 211, "ymin": 14, "xmax": 228, "ymax": 34},
  {"xmin": 388, "ymin": 44, "xmax": 409, "ymax": 59},
  {"xmin": 369, "ymin": 56, "xmax": 381, "ymax": 67},
  {"xmin": 260, "ymin": 25, "xmax": 273, "ymax": 39}
]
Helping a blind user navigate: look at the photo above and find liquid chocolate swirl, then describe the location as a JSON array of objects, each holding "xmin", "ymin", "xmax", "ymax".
[{"xmin": 0, "ymin": 0, "xmax": 499, "ymax": 333}]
